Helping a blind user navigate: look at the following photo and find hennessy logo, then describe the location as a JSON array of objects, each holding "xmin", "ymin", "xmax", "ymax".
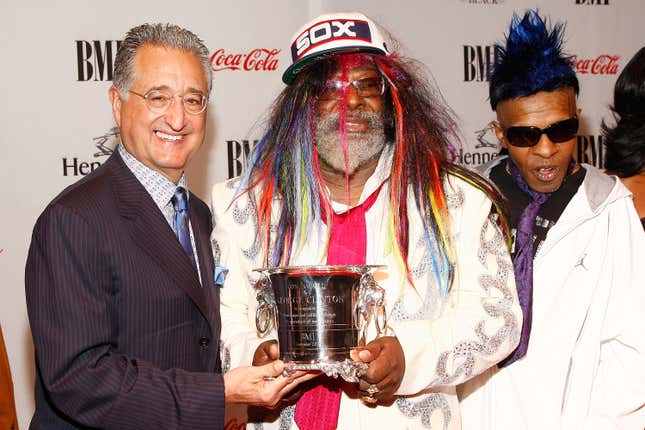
[
  {"xmin": 93, "ymin": 127, "xmax": 119, "ymax": 157},
  {"xmin": 475, "ymin": 123, "xmax": 499, "ymax": 149},
  {"xmin": 61, "ymin": 127, "xmax": 119, "ymax": 177}
]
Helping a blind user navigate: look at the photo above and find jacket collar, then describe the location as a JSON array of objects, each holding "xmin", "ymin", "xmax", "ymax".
[
  {"xmin": 105, "ymin": 152, "xmax": 217, "ymax": 332},
  {"xmin": 481, "ymin": 155, "xmax": 624, "ymax": 215}
]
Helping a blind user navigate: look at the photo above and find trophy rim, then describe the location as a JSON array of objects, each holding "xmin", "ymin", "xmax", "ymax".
[
  {"xmin": 284, "ymin": 359, "xmax": 368, "ymax": 382},
  {"xmin": 252, "ymin": 264, "xmax": 385, "ymax": 275}
]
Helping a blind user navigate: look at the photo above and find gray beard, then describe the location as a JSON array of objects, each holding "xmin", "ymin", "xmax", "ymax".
[{"xmin": 314, "ymin": 111, "xmax": 387, "ymax": 175}]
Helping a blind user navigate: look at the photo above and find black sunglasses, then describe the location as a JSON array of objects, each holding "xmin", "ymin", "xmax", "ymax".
[{"xmin": 504, "ymin": 117, "xmax": 579, "ymax": 147}]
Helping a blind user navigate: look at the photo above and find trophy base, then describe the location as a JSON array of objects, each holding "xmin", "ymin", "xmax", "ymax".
[{"xmin": 283, "ymin": 359, "xmax": 368, "ymax": 382}]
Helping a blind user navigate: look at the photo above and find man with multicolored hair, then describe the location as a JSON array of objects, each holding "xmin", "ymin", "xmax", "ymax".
[
  {"xmin": 459, "ymin": 10, "xmax": 645, "ymax": 429},
  {"xmin": 212, "ymin": 12, "xmax": 522, "ymax": 429}
]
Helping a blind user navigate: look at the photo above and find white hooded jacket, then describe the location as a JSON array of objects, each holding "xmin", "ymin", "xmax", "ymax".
[{"xmin": 459, "ymin": 156, "xmax": 645, "ymax": 430}]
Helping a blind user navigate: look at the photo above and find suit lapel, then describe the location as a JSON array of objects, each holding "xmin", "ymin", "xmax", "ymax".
[
  {"xmin": 106, "ymin": 153, "xmax": 211, "ymax": 324},
  {"xmin": 191, "ymin": 200, "xmax": 220, "ymax": 334}
]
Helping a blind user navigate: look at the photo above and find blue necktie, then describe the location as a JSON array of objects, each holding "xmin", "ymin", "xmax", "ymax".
[{"xmin": 171, "ymin": 187, "xmax": 196, "ymax": 266}]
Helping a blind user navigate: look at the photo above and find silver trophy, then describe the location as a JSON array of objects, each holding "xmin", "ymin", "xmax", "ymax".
[{"xmin": 254, "ymin": 265, "xmax": 387, "ymax": 382}]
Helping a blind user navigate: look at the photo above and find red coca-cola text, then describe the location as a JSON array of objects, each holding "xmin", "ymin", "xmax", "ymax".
[
  {"xmin": 210, "ymin": 48, "xmax": 280, "ymax": 72},
  {"xmin": 571, "ymin": 54, "xmax": 620, "ymax": 75}
]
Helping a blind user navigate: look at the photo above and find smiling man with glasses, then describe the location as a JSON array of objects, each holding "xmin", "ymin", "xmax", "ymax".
[
  {"xmin": 25, "ymin": 23, "xmax": 314, "ymax": 430},
  {"xmin": 459, "ymin": 10, "xmax": 645, "ymax": 430}
]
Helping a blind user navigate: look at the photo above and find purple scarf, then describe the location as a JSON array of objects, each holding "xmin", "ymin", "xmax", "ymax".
[{"xmin": 498, "ymin": 160, "xmax": 552, "ymax": 367}]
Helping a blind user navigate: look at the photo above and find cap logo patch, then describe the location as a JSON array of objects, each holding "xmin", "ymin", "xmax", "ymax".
[{"xmin": 291, "ymin": 19, "xmax": 372, "ymax": 61}]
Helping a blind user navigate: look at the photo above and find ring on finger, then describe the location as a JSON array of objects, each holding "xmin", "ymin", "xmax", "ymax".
[
  {"xmin": 366, "ymin": 384, "xmax": 380, "ymax": 395},
  {"xmin": 361, "ymin": 394, "xmax": 378, "ymax": 404}
]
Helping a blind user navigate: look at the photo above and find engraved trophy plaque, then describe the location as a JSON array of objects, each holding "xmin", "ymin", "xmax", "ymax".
[{"xmin": 254, "ymin": 265, "xmax": 387, "ymax": 382}]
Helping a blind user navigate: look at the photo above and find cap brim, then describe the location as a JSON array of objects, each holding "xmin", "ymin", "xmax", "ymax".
[{"xmin": 282, "ymin": 46, "xmax": 386, "ymax": 84}]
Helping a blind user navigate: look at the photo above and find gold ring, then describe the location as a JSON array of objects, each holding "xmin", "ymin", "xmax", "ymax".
[
  {"xmin": 361, "ymin": 394, "xmax": 378, "ymax": 404},
  {"xmin": 366, "ymin": 384, "xmax": 380, "ymax": 395}
]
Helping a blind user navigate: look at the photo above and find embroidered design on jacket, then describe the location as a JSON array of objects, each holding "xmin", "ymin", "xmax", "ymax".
[{"xmin": 432, "ymin": 217, "xmax": 518, "ymax": 386}]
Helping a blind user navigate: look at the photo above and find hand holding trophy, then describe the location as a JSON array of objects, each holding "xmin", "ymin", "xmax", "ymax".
[{"xmin": 254, "ymin": 265, "xmax": 388, "ymax": 382}]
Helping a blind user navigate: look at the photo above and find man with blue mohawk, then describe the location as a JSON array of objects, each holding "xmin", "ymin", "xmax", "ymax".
[{"xmin": 459, "ymin": 10, "xmax": 645, "ymax": 429}]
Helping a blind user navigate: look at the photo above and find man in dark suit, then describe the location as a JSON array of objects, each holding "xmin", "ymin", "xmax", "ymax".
[{"xmin": 25, "ymin": 23, "xmax": 312, "ymax": 430}]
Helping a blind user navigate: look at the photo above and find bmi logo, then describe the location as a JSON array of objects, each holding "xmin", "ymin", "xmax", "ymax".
[
  {"xmin": 76, "ymin": 40, "xmax": 122, "ymax": 81},
  {"xmin": 464, "ymin": 45, "xmax": 497, "ymax": 82},
  {"xmin": 576, "ymin": 135, "xmax": 605, "ymax": 169},
  {"xmin": 227, "ymin": 139, "xmax": 258, "ymax": 178},
  {"xmin": 62, "ymin": 127, "xmax": 119, "ymax": 176}
]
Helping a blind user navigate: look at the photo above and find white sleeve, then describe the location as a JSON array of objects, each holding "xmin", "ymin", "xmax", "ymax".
[
  {"xmin": 583, "ymin": 198, "xmax": 645, "ymax": 429},
  {"xmin": 395, "ymin": 183, "xmax": 522, "ymax": 395},
  {"xmin": 210, "ymin": 181, "xmax": 277, "ymax": 369}
]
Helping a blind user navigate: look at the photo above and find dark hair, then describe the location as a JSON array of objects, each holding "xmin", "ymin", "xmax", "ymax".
[
  {"xmin": 489, "ymin": 10, "xmax": 579, "ymax": 110},
  {"xmin": 603, "ymin": 47, "xmax": 645, "ymax": 177}
]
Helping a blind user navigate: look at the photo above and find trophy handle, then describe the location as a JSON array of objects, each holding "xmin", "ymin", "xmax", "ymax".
[
  {"xmin": 255, "ymin": 274, "xmax": 276, "ymax": 337},
  {"xmin": 356, "ymin": 272, "xmax": 387, "ymax": 343}
]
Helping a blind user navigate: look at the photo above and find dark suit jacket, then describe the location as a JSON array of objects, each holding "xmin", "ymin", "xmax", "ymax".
[{"xmin": 25, "ymin": 152, "xmax": 224, "ymax": 429}]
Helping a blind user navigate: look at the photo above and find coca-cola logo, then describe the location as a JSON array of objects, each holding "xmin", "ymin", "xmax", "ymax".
[
  {"xmin": 571, "ymin": 54, "xmax": 620, "ymax": 75},
  {"xmin": 210, "ymin": 48, "xmax": 280, "ymax": 72}
]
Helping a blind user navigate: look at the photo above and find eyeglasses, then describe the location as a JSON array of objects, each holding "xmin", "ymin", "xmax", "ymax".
[
  {"xmin": 503, "ymin": 117, "xmax": 579, "ymax": 147},
  {"xmin": 128, "ymin": 89, "xmax": 208, "ymax": 115},
  {"xmin": 318, "ymin": 77, "xmax": 385, "ymax": 101}
]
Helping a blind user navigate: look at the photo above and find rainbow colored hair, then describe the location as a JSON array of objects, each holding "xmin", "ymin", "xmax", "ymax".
[{"xmin": 237, "ymin": 52, "xmax": 507, "ymax": 298}]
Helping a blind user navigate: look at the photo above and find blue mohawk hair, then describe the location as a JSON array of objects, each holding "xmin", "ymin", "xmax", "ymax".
[{"xmin": 489, "ymin": 10, "xmax": 579, "ymax": 110}]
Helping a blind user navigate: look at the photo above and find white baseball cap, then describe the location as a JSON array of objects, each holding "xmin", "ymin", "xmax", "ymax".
[{"xmin": 282, "ymin": 12, "xmax": 390, "ymax": 84}]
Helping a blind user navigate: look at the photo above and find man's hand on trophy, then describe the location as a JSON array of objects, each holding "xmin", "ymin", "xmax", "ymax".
[
  {"xmin": 249, "ymin": 339, "xmax": 315, "ymax": 414},
  {"xmin": 223, "ymin": 361, "xmax": 317, "ymax": 406},
  {"xmin": 352, "ymin": 336, "xmax": 405, "ymax": 404},
  {"xmin": 253, "ymin": 340, "xmax": 280, "ymax": 366}
]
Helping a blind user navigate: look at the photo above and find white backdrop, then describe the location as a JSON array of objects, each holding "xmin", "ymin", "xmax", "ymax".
[{"xmin": 1, "ymin": 0, "xmax": 642, "ymax": 427}]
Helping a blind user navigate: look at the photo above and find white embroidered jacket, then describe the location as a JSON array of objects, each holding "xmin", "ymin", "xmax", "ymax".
[{"xmin": 211, "ymin": 152, "xmax": 522, "ymax": 429}]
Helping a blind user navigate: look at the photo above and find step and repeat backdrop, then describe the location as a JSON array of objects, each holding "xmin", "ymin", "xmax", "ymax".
[{"xmin": 1, "ymin": 0, "xmax": 642, "ymax": 427}]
